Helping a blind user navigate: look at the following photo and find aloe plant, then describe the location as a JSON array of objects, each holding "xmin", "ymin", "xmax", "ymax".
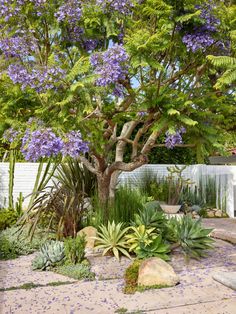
[
  {"xmin": 125, "ymin": 225, "xmax": 158, "ymax": 252},
  {"xmin": 135, "ymin": 234, "xmax": 170, "ymax": 260},
  {"xmin": 93, "ymin": 221, "xmax": 131, "ymax": 260}
]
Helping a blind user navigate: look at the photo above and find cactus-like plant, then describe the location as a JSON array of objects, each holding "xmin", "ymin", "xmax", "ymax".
[
  {"xmin": 135, "ymin": 234, "xmax": 170, "ymax": 261},
  {"xmin": 32, "ymin": 241, "xmax": 65, "ymax": 270}
]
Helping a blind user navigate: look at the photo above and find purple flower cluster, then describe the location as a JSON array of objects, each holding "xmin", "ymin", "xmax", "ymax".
[
  {"xmin": 63, "ymin": 27, "xmax": 99, "ymax": 52},
  {"xmin": 0, "ymin": 0, "xmax": 24, "ymax": 21},
  {"xmin": 3, "ymin": 128, "xmax": 19, "ymax": 143},
  {"xmin": 137, "ymin": 111, "xmax": 148, "ymax": 118},
  {"xmin": 90, "ymin": 44, "xmax": 129, "ymax": 87},
  {"xmin": 165, "ymin": 127, "xmax": 186, "ymax": 149},
  {"xmin": 7, "ymin": 64, "xmax": 65, "ymax": 92},
  {"xmin": 21, "ymin": 128, "xmax": 63, "ymax": 161},
  {"xmin": 96, "ymin": 0, "xmax": 134, "ymax": 15},
  {"xmin": 55, "ymin": 0, "xmax": 82, "ymax": 24},
  {"xmin": 182, "ymin": 3, "xmax": 220, "ymax": 52},
  {"xmin": 0, "ymin": 36, "xmax": 37, "ymax": 58},
  {"xmin": 20, "ymin": 127, "xmax": 89, "ymax": 162},
  {"xmin": 62, "ymin": 131, "xmax": 89, "ymax": 158}
]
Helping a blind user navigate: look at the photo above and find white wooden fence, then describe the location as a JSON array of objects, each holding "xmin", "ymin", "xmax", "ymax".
[{"xmin": 0, "ymin": 163, "xmax": 236, "ymax": 217}]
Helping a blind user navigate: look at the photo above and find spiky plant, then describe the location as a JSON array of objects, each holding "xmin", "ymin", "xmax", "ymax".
[
  {"xmin": 170, "ymin": 216, "xmax": 214, "ymax": 259},
  {"xmin": 133, "ymin": 206, "xmax": 167, "ymax": 231},
  {"xmin": 93, "ymin": 221, "xmax": 131, "ymax": 260},
  {"xmin": 125, "ymin": 225, "xmax": 158, "ymax": 252}
]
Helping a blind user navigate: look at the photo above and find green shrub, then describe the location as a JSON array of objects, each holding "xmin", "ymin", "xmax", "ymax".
[
  {"xmin": 135, "ymin": 235, "xmax": 170, "ymax": 260},
  {"xmin": 0, "ymin": 226, "xmax": 48, "ymax": 260},
  {"xmin": 32, "ymin": 241, "xmax": 65, "ymax": 270},
  {"xmin": 94, "ymin": 221, "xmax": 131, "ymax": 260},
  {"xmin": 55, "ymin": 263, "xmax": 95, "ymax": 280},
  {"xmin": 64, "ymin": 234, "xmax": 86, "ymax": 264},
  {"xmin": 0, "ymin": 209, "xmax": 19, "ymax": 231},
  {"xmin": 124, "ymin": 260, "xmax": 142, "ymax": 294}
]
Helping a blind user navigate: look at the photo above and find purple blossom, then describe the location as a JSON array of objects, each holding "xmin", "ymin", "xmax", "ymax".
[
  {"xmin": 96, "ymin": 0, "xmax": 134, "ymax": 15},
  {"xmin": 62, "ymin": 131, "xmax": 89, "ymax": 158},
  {"xmin": 165, "ymin": 127, "xmax": 186, "ymax": 149},
  {"xmin": 90, "ymin": 44, "xmax": 129, "ymax": 88},
  {"xmin": 137, "ymin": 111, "xmax": 148, "ymax": 118},
  {"xmin": 21, "ymin": 128, "xmax": 63, "ymax": 162},
  {"xmin": 3, "ymin": 128, "xmax": 19, "ymax": 143},
  {"xmin": 7, "ymin": 64, "xmax": 65, "ymax": 92},
  {"xmin": 55, "ymin": 0, "xmax": 82, "ymax": 24},
  {"xmin": 0, "ymin": 36, "xmax": 37, "ymax": 58},
  {"xmin": 181, "ymin": 3, "xmax": 221, "ymax": 52}
]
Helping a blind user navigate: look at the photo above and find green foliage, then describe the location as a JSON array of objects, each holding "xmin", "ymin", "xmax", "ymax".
[
  {"xmin": 32, "ymin": 241, "xmax": 65, "ymax": 270},
  {"xmin": 8, "ymin": 149, "xmax": 15, "ymax": 209},
  {"xmin": 124, "ymin": 260, "xmax": 142, "ymax": 294},
  {"xmin": 20, "ymin": 158, "xmax": 96, "ymax": 239},
  {"xmin": 64, "ymin": 234, "xmax": 86, "ymax": 265},
  {"xmin": 135, "ymin": 235, "xmax": 170, "ymax": 260},
  {"xmin": 0, "ymin": 226, "xmax": 48, "ymax": 260},
  {"xmin": 125, "ymin": 225, "xmax": 157, "ymax": 252},
  {"xmin": 0, "ymin": 209, "xmax": 20, "ymax": 231},
  {"xmin": 168, "ymin": 216, "xmax": 214, "ymax": 259},
  {"xmin": 94, "ymin": 221, "xmax": 131, "ymax": 260},
  {"xmin": 86, "ymin": 186, "xmax": 145, "ymax": 227},
  {"xmin": 133, "ymin": 206, "xmax": 167, "ymax": 231},
  {"xmin": 54, "ymin": 263, "xmax": 95, "ymax": 281}
]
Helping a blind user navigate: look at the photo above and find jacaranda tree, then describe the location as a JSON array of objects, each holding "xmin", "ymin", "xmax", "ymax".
[{"xmin": 0, "ymin": 0, "xmax": 235, "ymax": 204}]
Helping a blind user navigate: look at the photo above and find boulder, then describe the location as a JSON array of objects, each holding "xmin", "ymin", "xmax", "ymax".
[
  {"xmin": 78, "ymin": 226, "xmax": 97, "ymax": 249},
  {"xmin": 207, "ymin": 210, "xmax": 215, "ymax": 218},
  {"xmin": 215, "ymin": 210, "xmax": 223, "ymax": 218},
  {"xmin": 213, "ymin": 272, "xmax": 236, "ymax": 290},
  {"xmin": 138, "ymin": 257, "xmax": 179, "ymax": 287}
]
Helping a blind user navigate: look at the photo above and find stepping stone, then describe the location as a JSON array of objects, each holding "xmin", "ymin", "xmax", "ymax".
[{"xmin": 213, "ymin": 272, "xmax": 236, "ymax": 290}]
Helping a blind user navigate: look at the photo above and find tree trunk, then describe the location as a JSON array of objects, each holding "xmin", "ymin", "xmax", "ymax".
[{"xmin": 97, "ymin": 173, "xmax": 112, "ymax": 208}]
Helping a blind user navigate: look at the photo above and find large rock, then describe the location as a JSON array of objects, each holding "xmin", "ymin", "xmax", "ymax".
[
  {"xmin": 138, "ymin": 257, "xmax": 179, "ymax": 287},
  {"xmin": 213, "ymin": 272, "xmax": 236, "ymax": 290},
  {"xmin": 78, "ymin": 226, "xmax": 97, "ymax": 249}
]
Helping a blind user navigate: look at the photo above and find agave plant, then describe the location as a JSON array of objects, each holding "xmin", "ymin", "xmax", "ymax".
[
  {"xmin": 135, "ymin": 234, "xmax": 170, "ymax": 261},
  {"xmin": 125, "ymin": 225, "xmax": 158, "ymax": 252},
  {"xmin": 133, "ymin": 206, "xmax": 167, "ymax": 231},
  {"xmin": 93, "ymin": 221, "xmax": 131, "ymax": 260},
  {"xmin": 169, "ymin": 216, "xmax": 214, "ymax": 259},
  {"xmin": 32, "ymin": 240, "xmax": 65, "ymax": 270}
]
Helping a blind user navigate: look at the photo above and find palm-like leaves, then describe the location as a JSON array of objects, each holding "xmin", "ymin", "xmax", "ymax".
[{"xmin": 93, "ymin": 221, "xmax": 131, "ymax": 260}]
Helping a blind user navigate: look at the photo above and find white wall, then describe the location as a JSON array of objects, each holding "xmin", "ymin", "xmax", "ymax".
[{"xmin": 0, "ymin": 163, "xmax": 236, "ymax": 217}]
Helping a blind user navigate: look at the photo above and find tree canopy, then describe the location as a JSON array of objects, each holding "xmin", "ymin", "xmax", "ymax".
[{"xmin": 0, "ymin": 0, "xmax": 235, "ymax": 201}]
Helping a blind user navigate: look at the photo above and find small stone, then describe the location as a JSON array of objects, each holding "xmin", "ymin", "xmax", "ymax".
[
  {"xmin": 213, "ymin": 272, "xmax": 236, "ymax": 290},
  {"xmin": 138, "ymin": 257, "xmax": 179, "ymax": 287},
  {"xmin": 215, "ymin": 210, "xmax": 223, "ymax": 218},
  {"xmin": 78, "ymin": 226, "xmax": 97, "ymax": 249}
]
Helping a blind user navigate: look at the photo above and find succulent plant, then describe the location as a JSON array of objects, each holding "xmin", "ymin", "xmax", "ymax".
[
  {"xmin": 135, "ymin": 234, "xmax": 170, "ymax": 261},
  {"xmin": 133, "ymin": 206, "xmax": 167, "ymax": 231},
  {"xmin": 125, "ymin": 225, "xmax": 158, "ymax": 252},
  {"xmin": 172, "ymin": 216, "xmax": 214, "ymax": 259},
  {"xmin": 93, "ymin": 221, "xmax": 131, "ymax": 260},
  {"xmin": 32, "ymin": 240, "xmax": 65, "ymax": 270}
]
